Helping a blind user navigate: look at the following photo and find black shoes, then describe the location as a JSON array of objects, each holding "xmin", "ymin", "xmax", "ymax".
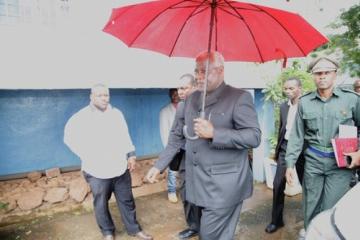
[
  {"xmin": 265, "ymin": 223, "xmax": 284, "ymax": 233},
  {"xmin": 178, "ymin": 228, "xmax": 198, "ymax": 239}
]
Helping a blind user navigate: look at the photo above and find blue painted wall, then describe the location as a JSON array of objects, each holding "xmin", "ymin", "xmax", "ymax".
[{"xmin": 0, "ymin": 89, "xmax": 171, "ymax": 176}]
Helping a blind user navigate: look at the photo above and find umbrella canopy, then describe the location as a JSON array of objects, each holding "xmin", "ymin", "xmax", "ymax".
[{"xmin": 103, "ymin": 0, "xmax": 328, "ymax": 62}]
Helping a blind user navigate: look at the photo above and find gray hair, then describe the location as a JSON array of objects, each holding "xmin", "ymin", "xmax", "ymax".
[{"xmin": 180, "ymin": 73, "xmax": 196, "ymax": 86}]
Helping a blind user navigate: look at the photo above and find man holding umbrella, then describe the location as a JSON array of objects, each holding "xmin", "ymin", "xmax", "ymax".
[{"xmin": 147, "ymin": 51, "xmax": 261, "ymax": 239}]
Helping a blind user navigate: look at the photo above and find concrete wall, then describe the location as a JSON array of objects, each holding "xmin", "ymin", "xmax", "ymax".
[
  {"xmin": 0, "ymin": 88, "xmax": 270, "ymax": 180},
  {"xmin": 0, "ymin": 89, "xmax": 169, "ymax": 176}
]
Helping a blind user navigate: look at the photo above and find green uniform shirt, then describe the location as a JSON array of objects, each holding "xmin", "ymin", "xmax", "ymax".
[{"xmin": 285, "ymin": 87, "xmax": 360, "ymax": 168}]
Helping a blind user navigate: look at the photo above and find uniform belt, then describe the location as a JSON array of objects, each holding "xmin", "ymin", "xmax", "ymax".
[{"xmin": 308, "ymin": 145, "xmax": 335, "ymax": 158}]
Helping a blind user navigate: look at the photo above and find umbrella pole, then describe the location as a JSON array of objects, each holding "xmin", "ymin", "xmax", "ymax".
[
  {"xmin": 200, "ymin": 0, "xmax": 216, "ymax": 119},
  {"xmin": 183, "ymin": 0, "xmax": 216, "ymax": 140}
]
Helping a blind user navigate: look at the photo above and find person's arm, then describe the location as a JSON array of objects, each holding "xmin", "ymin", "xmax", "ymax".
[
  {"xmin": 127, "ymin": 151, "xmax": 136, "ymax": 172},
  {"xmin": 285, "ymin": 101, "xmax": 305, "ymax": 185},
  {"xmin": 159, "ymin": 106, "xmax": 173, "ymax": 147},
  {"xmin": 208, "ymin": 91, "xmax": 261, "ymax": 149},
  {"xmin": 146, "ymin": 103, "xmax": 186, "ymax": 182},
  {"xmin": 115, "ymin": 109, "xmax": 137, "ymax": 172},
  {"xmin": 64, "ymin": 114, "xmax": 85, "ymax": 158},
  {"xmin": 353, "ymin": 95, "xmax": 360, "ymax": 146}
]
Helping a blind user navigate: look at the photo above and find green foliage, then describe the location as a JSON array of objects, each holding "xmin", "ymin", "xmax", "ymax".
[
  {"xmin": 268, "ymin": 132, "xmax": 278, "ymax": 151},
  {"xmin": 312, "ymin": 4, "xmax": 360, "ymax": 77},
  {"xmin": 262, "ymin": 61, "xmax": 315, "ymax": 151},
  {"xmin": 262, "ymin": 61, "xmax": 315, "ymax": 108}
]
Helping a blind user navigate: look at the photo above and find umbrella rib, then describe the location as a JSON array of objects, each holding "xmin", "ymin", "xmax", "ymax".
[
  {"xmin": 169, "ymin": 0, "xmax": 209, "ymax": 56},
  {"xmin": 217, "ymin": 6, "xmax": 243, "ymax": 20},
  {"xmin": 128, "ymin": 0, "xmax": 194, "ymax": 47},
  {"xmin": 247, "ymin": 3, "xmax": 307, "ymax": 56},
  {"xmin": 222, "ymin": 0, "xmax": 265, "ymax": 62}
]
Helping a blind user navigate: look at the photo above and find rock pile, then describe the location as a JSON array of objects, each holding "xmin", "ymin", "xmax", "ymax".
[{"xmin": 0, "ymin": 158, "xmax": 167, "ymax": 223}]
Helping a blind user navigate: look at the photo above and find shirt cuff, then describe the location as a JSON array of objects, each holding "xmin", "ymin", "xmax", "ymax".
[{"xmin": 286, "ymin": 162, "xmax": 295, "ymax": 168}]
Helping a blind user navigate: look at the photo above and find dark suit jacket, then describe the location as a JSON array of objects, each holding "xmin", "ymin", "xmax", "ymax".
[
  {"xmin": 155, "ymin": 83, "xmax": 261, "ymax": 208},
  {"xmin": 275, "ymin": 101, "xmax": 306, "ymax": 164}
]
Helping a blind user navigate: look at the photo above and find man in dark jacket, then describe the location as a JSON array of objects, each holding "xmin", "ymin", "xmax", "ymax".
[
  {"xmin": 146, "ymin": 51, "xmax": 261, "ymax": 240},
  {"xmin": 265, "ymin": 77, "xmax": 305, "ymax": 233}
]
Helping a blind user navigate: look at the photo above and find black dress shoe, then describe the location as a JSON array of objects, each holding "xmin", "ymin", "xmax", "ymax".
[
  {"xmin": 265, "ymin": 223, "xmax": 284, "ymax": 233},
  {"xmin": 178, "ymin": 228, "xmax": 198, "ymax": 239}
]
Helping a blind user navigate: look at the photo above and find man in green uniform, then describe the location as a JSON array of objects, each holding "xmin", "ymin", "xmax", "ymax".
[{"xmin": 285, "ymin": 57, "xmax": 360, "ymax": 233}]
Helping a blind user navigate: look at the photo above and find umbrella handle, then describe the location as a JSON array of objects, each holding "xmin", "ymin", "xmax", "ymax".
[
  {"xmin": 183, "ymin": 125, "xmax": 199, "ymax": 140},
  {"xmin": 182, "ymin": 111, "xmax": 205, "ymax": 140}
]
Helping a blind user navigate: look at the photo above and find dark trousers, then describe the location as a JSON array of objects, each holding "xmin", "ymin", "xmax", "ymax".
[
  {"xmin": 271, "ymin": 140, "xmax": 305, "ymax": 225},
  {"xmin": 83, "ymin": 170, "xmax": 141, "ymax": 236},
  {"xmin": 179, "ymin": 162, "xmax": 202, "ymax": 231},
  {"xmin": 199, "ymin": 202, "xmax": 243, "ymax": 240}
]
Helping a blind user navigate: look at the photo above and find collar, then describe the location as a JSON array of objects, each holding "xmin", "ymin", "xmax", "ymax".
[
  {"xmin": 204, "ymin": 82, "xmax": 227, "ymax": 107},
  {"xmin": 287, "ymin": 99, "xmax": 298, "ymax": 107},
  {"xmin": 89, "ymin": 103, "xmax": 112, "ymax": 113},
  {"xmin": 310, "ymin": 87, "xmax": 341, "ymax": 100}
]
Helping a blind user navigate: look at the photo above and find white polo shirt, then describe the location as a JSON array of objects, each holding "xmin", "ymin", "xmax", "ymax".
[{"xmin": 64, "ymin": 104, "xmax": 135, "ymax": 179}]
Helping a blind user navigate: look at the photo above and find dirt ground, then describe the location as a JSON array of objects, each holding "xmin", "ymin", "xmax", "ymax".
[{"xmin": 0, "ymin": 183, "xmax": 303, "ymax": 240}]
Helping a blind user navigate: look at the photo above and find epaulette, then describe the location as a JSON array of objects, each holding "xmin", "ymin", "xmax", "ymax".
[
  {"xmin": 299, "ymin": 91, "xmax": 313, "ymax": 99},
  {"xmin": 340, "ymin": 87, "xmax": 359, "ymax": 96}
]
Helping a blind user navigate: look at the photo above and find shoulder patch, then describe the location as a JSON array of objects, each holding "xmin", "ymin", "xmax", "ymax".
[
  {"xmin": 299, "ymin": 91, "xmax": 313, "ymax": 99},
  {"xmin": 340, "ymin": 88, "xmax": 359, "ymax": 95}
]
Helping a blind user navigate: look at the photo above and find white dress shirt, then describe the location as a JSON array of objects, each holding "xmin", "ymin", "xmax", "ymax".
[
  {"xmin": 285, "ymin": 100, "xmax": 298, "ymax": 140},
  {"xmin": 64, "ymin": 104, "xmax": 135, "ymax": 179}
]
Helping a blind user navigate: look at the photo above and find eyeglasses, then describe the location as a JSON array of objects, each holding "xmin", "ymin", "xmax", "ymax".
[{"xmin": 194, "ymin": 67, "xmax": 221, "ymax": 75}]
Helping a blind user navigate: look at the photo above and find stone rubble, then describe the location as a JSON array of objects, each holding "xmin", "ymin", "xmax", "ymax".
[{"xmin": 0, "ymin": 158, "xmax": 168, "ymax": 224}]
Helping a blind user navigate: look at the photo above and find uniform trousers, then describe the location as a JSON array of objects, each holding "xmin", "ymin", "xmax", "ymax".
[{"xmin": 303, "ymin": 148, "xmax": 352, "ymax": 229}]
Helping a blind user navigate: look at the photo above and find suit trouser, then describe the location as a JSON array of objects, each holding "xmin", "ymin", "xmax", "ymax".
[
  {"xmin": 303, "ymin": 148, "xmax": 352, "ymax": 229},
  {"xmin": 198, "ymin": 202, "xmax": 243, "ymax": 240},
  {"xmin": 271, "ymin": 140, "xmax": 305, "ymax": 225},
  {"xmin": 179, "ymin": 166, "xmax": 201, "ymax": 231},
  {"xmin": 83, "ymin": 170, "xmax": 141, "ymax": 236}
]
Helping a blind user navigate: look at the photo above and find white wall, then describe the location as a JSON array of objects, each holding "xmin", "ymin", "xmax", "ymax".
[{"xmin": 0, "ymin": 0, "xmax": 357, "ymax": 89}]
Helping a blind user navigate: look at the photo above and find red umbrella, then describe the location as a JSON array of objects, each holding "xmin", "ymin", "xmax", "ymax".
[
  {"xmin": 103, "ymin": 0, "xmax": 328, "ymax": 62},
  {"xmin": 103, "ymin": 0, "xmax": 328, "ymax": 138}
]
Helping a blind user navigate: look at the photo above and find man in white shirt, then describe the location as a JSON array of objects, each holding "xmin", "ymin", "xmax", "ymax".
[
  {"xmin": 64, "ymin": 84, "xmax": 152, "ymax": 240},
  {"xmin": 159, "ymin": 88, "xmax": 180, "ymax": 203}
]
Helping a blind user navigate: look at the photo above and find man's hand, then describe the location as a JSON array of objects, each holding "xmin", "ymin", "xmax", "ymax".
[
  {"xmin": 285, "ymin": 168, "xmax": 296, "ymax": 185},
  {"xmin": 194, "ymin": 118, "xmax": 214, "ymax": 139},
  {"xmin": 127, "ymin": 156, "xmax": 136, "ymax": 172},
  {"xmin": 344, "ymin": 150, "xmax": 360, "ymax": 168},
  {"xmin": 145, "ymin": 167, "xmax": 160, "ymax": 183}
]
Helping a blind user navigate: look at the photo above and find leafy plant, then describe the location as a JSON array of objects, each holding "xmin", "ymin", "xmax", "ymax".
[
  {"xmin": 262, "ymin": 61, "xmax": 315, "ymax": 152},
  {"xmin": 311, "ymin": 4, "xmax": 360, "ymax": 77}
]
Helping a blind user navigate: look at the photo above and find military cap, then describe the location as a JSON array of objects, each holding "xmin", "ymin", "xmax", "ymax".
[{"xmin": 308, "ymin": 57, "xmax": 339, "ymax": 73}]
